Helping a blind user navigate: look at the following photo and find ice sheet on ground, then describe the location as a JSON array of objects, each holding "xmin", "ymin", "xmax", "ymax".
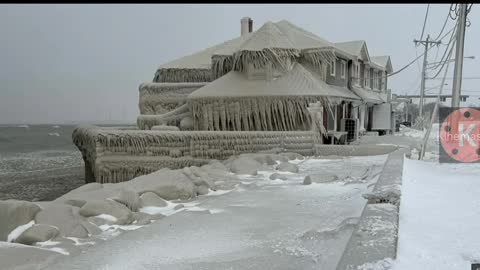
[{"xmin": 37, "ymin": 155, "xmax": 390, "ymax": 270}]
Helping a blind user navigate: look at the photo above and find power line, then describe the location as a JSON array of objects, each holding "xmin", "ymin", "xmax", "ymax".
[
  {"xmin": 414, "ymin": 47, "xmax": 422, "ymax": 72},
  {"xmin": 387, "ymin": 49, "xmax": 433, "ymax": 78},
  {"xmin": 427, "ymin": 35, "xmax": 457, "ymax": 80},
  {"xmin": 434, "ymin": 4, "xmax": 453, "ymax": 40},
  {"xmin": 388, "ymin": 24, "xmax": 457, "ymax": 79},
  {"xmin": 428, "ymin": 77, "xmax": 480, "ymax": 80},
  {"xmin": 426, "ymin": 23, "xmax": 458, "ymax": 71},
  {"xmin": 450, "ymin": 4, "xmax": 459, "ymax": 20},
  {"xmin": 467, "ymin": 3, "xmax": 473, "ymax": 14},
  {"xmin": 418, "ymin": 4, "xmax": 431, "ymax": 43}
]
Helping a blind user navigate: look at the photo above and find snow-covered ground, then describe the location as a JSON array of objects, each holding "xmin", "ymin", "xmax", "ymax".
[
  {"xmin": 397, "ymin": 124, "xmax": 440, "ymax": 142},
  {"xmin": 40, "ymin": 155, "xmax": 388, "ymax": 270},
  {"xmin": 392, "ymin": 157, "xmax": 480, "ymax": 270}
]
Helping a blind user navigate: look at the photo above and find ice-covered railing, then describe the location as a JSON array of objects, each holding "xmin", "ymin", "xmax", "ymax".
[
  {"xmin": 138, "ymin": 82, "xmax": 207, "ymax": 115},
  {"xmin": 72, "ymin": 126, "xmax": 319, "ymax": 183}
]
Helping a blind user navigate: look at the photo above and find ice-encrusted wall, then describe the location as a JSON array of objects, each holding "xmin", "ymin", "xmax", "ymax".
[{"xmin": 73, "ymin": 126, "xmax": 321, "ymax": 183}]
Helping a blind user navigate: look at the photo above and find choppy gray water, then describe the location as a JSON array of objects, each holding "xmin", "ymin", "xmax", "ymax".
[
  {"xmin": 0, "ymin": 125, "xmax": 82, "ymax": 175},
  {"xmin": 0, "ymin": 125, "xmax": 84, "ymax": 201}
]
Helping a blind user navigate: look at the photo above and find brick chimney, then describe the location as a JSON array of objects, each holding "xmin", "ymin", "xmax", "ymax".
[{"xmin": 241, "ymin": 17, "xmax": 253, "ymax": 36}]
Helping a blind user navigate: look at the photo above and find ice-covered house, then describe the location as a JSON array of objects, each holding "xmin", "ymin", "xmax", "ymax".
[
  {"xmin": 138, "ymin": 18, "xmax": 394, "ymax": 137},
  {"xmin": 73, "ymin": 18, "xmax": 395, "ymax": 183}
]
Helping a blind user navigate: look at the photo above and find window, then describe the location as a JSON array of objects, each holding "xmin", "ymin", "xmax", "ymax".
[
  {"xmin": 364, "ymin": 68, "xmax": 370, "ymax": 88},
  {"xmin": 380, "ymin": 72, "xmax": 385, "ymax": 90},
  {"xmin": 373, "ymin": 71, "xmax": 377, "ymax": 89},
  {"xmin": 340, "ymin": 61, "xmax": 346, "ymax": 78},
  {"xmin": 461, "ymin": 96, "xmax": 467, "ymax": 102},
  {"xmin": 440, "ymin": 96, "xmax": 446, "ymax": 102},
  {"xmin": 330, "ymin": 60, "xmax": 336, "ymax": 76},
  {"xmin": 355, "ymin": 63, "xmax": 360, "ymax": 85}
]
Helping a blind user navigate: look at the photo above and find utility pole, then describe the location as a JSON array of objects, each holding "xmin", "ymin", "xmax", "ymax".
[
  {"xmin": 414, "ymin": 35, "xmax": 441, "ymax": 121},
  {"xmin": 405, "ymin": 101, "xmax": 409, "ymax": 122},
  {"xmin": 451, "ymin": 4, "xmax": 468, "ymax": 108}
]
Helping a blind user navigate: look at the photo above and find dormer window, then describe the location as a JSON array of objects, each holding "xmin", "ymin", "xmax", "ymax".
[
  {"xmin": 340, "ymin": 60, "xmax": 346, "ymax": 78},
  {"xmin": 330, "ymin": 60, "xmax": 336, "ymax": 76}
]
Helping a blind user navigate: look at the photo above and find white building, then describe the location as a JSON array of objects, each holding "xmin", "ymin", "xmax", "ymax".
[{"xmin": 398, "ymin": 94, "xmax": 470, "ymax": 107}]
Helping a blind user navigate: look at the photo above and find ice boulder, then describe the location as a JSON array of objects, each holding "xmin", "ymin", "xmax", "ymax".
[
  {"xmin": 113, "ymin": 189, "xmax": 142, "ymax": 212},
  {"xmin": 71, "ymin": 183, "xmax": 103, "ymax": 193},
  {"xmin": 64, "ymin": 199, "xmax": 87, "ymax": 208},
  {"xmin": 195, "ymin": 185, "xmax": 209, "ymax": 196},
  {"xmin": 55, "ymin": 183, "xmax": 121, "ymax": 203},
  {"xmin": 79, "ymin": 200, "xmax": 134, "ymax": 225},
  {"xmin": 204, "ymin": 160, "xmax": 229, "ymax": 172},
  {"xmin": 228, "ymin": 156, "xmax": 263, "ymax": 175},
  {"xmin": 15, "ymin": 224, "xmax": 59, "ymax": 245},
  {"xmin": 133, "ymin": 212, "xmax": 164, "ymax": 226},
  {"xmin": 276, "ymin": 162, "xmax": 299, "ymax": 173},
  {"xmin": 303, "ymin": 173, "xmax": 339, "ymax": 185},
  {"xmin": 35, "ymin": 204, "xmax": 98, "ymax": 238},
  {"xmin": 0, "ymin": 200, "xmax": 42, "ymax": 241},
  {"xmin": 0, "ymin": 241, "xmax": 64, "ymax": 270},
  {"xmin": 139, "ymin": 192, "xmax": 168, "ymax": 208},
  {"xmin": 125, "ymin": 169, "xmax": 196, "ymax": 201}
]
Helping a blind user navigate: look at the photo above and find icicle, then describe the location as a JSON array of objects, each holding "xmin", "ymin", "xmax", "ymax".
[
  {"xmin": 234, "ymin": 101, "xmax": 241, "ymax": 131},
  {"xmin": 154, "ymin": 68, "xmax": 212, "ymax": 83},
  {"xmin": 213, "ymin": 101, "xmax": 220, "ymax": 131}
]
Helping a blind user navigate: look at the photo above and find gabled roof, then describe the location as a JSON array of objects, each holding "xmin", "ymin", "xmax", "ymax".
[
  {"xmin": 188, "ymin": 62, "xmax": 360, "ymax": 101},
  {"xmin": 334, "ymin": 40, "xmax": 371, "ymax": 62},
  {"xmin": 274, "ymin": 20, "xmax": 335, "ymax": 50},
  {"xmin": 371, "ymin": 56, "xmax": 393, "ymax": 73},
  {"xmin": 158, "ymin": 20, "xmax": 338, "ymax": 72},
  {"xmin": 156, "ymin": 21, "xmax": 391, "ymax": 83},
  {"xmin": 158, "ymin": 33, "xmax": 253, "ymax": 70},
  {"xmin": 237, "ymin": 21, "xmax": 296, "ymax": 51}
]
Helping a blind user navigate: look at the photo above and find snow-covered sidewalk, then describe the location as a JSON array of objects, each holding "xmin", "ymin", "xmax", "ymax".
[{"xmin": 392, "ymin": 158, "xmax": 480, "ymax": 270}]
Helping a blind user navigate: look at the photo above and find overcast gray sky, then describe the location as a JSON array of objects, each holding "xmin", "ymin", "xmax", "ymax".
[{"xmin": 1, "ymin": 4, "xmax": 479, "ymax": 124}]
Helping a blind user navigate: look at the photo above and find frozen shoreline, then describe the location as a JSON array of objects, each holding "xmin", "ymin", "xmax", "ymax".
[{"xmin": 1, "ymin": 153, "xmax": 389, "ymax": 270}]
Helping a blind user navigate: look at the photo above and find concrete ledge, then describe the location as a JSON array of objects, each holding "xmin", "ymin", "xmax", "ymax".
[
  {"xmin": 315, "ymin": 144, "xmax": 398, "ymax": 157},
  {"xmin": 335, "ymin": 148, "xmax": 409, "ymax": 270},
  {"xmin": 336, "ymin": 203, "xmax": 398, "ymax": 270}
]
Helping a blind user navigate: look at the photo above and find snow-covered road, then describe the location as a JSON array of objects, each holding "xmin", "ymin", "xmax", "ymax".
[{"xmin": 44, "ymin": 156, "xmax": 387, "ymax": 270}]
